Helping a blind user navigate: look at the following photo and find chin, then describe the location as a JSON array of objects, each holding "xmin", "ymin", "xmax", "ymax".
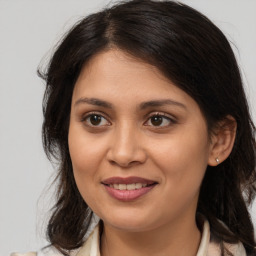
[
  {"xmin": 107, "ymin": 220, "xmax": 151, "ymax": 232},
  {"xmin": 100, "ymin": 211, "xmax": 159, "ymax": 232}
]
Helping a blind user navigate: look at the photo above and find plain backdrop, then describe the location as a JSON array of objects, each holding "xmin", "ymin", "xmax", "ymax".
[{"xmin": 0, "ymin": 0, "xmax": 256, "ymax": 255}]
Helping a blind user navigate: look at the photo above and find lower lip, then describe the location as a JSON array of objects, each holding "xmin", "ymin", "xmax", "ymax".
[{"xmin": 104, "ymin": 185, "xmax": 156, "ymax": 201}]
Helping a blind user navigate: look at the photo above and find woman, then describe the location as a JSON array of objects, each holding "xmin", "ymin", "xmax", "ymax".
[{"xmin": 14, "ymin": 0, "xmax": 256, "ymax": 255}]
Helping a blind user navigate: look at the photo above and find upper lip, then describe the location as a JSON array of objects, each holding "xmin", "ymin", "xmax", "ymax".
[{"xmin": 102, "ymin": 176, "xmax": 157, "ymax": 185}]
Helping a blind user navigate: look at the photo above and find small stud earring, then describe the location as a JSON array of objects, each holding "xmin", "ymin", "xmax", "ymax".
[{"xmin": 215, "ymin": 158, "xmax": 220, "ymax": 164}]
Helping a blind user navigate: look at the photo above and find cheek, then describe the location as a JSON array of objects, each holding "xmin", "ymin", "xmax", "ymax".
[
  {"xmin": 68, "ymin": 123, "xmax": 106, "ymax": 172},
  {"xmin": 151, "ymin": 127, "xmax": 210, "ymax": 194},
  {"xmin": 68, "ymin": 125, "xmax": 105, "ymax": 195},
  {"xmin": 68, "ymin": 130, "xmax": 106, "ymax": 214}
]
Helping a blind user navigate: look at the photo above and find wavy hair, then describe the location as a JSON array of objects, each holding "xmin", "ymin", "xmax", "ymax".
[{"xmin": 38, "ymin": 1, "xmax": 256, "ymax": 255}]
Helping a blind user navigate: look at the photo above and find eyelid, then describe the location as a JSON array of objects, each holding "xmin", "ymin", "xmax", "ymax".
[
  {"xmin": 81, "ymin": 111, "xmax": 111, "ymax": 126},
  {"xmin": 80, "ymin": 111, "xmax": 176, "ymax": 127},
  {"xmin": 144, "ymin": 112, "xmax": 177, "ymax": 126}
]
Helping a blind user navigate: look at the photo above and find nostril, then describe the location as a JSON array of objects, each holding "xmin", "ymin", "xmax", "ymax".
[
  {"xmin": 108, "ymin": 159, "xmax": 139, "ymax": 168},
  {"xmin": 109, "ymin": 160, "xmax": 117, "ymax": 166}
]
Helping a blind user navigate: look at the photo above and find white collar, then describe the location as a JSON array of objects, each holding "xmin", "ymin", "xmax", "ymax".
[
  {"xmin": 34, "ymin": 218, "xmax": 246, "ymax": 256},
  {"xmin": 75, "ymin": 218, "xmax": 246, "ymax": 256}
]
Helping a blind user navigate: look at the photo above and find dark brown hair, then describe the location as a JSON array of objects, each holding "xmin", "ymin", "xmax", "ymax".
[{"xmin": 39, "ymin": 0, "xmax": 256, "ymax": 255}]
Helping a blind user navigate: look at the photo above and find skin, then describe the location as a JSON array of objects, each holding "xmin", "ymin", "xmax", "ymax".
[{"xmin": 68, "ymin": 49, "xmax": 235, "ymax": 256}]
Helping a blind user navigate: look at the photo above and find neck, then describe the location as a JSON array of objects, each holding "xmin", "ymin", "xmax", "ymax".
[{"xmin": 100, "ymin": 215, "xmax": 201, "ymax": 256}]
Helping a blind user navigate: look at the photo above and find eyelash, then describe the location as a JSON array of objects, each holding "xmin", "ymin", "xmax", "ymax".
[
  {"xmin": 144, "ymin": 112, "xmax": 176, "ymax": 127},
  {"xmin": 81, "ymin": 112, "xmax": 111, "ymax": 127},
  {"xmin": 81, "ymin": 112, "xmax": 176, "ymax": 128}
]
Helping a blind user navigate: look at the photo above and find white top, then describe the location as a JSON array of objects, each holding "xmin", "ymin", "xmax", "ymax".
[{"xmin": 11, "ymin": 219, "xmax": 247, "ymax": 256}]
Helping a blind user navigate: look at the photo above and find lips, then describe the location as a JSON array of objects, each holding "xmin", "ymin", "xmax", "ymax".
[{"xmin": 102, "ymin": 176, "xmax": 157, "ymax": 201}]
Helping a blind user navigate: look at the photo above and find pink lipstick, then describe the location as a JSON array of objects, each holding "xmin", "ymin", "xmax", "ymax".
[{"xmin": 102, "ymin": 176, "xmax": 157, "ymax": 201}]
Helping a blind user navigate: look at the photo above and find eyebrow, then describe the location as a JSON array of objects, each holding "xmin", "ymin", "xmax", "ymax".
[
  {"xmin": 74, "ymin": 97, "xmax": 113, "ymax": 108},
  {"xmin": 140, "ymin": 99, "xmax": 186, "ymax": 110},
  {"xmin": 74, "ymin": 97, "xmax": 186, "ymax": 110}
]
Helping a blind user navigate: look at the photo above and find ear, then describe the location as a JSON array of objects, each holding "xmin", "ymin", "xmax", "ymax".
[{"xmin": 208, "ymin": 116, "xmax": 237, "ymax": 166}]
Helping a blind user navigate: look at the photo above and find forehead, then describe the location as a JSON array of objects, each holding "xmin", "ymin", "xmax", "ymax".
[
  {"xmin": 75, "ymin": 49, "xmax": 167, "ymax": 91},
  {"xmin": 73, "ymin": 49, "xmax": 191, "ymax": 103}
]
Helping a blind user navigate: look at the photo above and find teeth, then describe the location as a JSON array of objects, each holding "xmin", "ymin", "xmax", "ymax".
[
  {"xmin": 110, "ymin": 183, "xmax": 148, "ymax": 190},
  {"xmin": 135, "ymin": 183, "xmax": 142, "ymax": 189},
  {"xmin": 127, "ymin": 184, "xmax": 136, "ymax": 190},
  {"xmin": 119, "ymin": 184, "xmax": 126, "ymax": 190},
  {"xmin": 113, "ymin": 184, "xmax": 119, "ymax": 189}
]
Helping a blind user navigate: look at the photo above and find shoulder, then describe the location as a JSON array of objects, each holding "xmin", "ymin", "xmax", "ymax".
[
  {"xmin": 10, "ymin": 244, "xmax": 82, "ymax": 256},
  {"xmin": 10, "ymin": 246, "xmax": 68, "ymax": 256},
  {"xmin": 197, "ymin": 215, "xmax": 247, "ymax": 256},
  {"xmin": 10, "ymin": 253, "xmax": 37, "ymax": 256},
  {"xmin": 208, "ymin": 239, "xmax": 247, "ymax": 256}
]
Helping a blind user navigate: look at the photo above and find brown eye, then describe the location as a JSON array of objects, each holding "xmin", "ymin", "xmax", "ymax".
[
  {"xmin": 90, "ymin": 115, "xmax": 102, "ymax": 126},
  {"xmin": 150, "ymin": 116, "xmax": 163, "ymax": 126},
  {"xmin": 84, "ymin": 114, "xmax": 109, "ymax": 127},
  {"xmin": 145, "ymin": 114, "xmax": 174, "ymax": 127}
]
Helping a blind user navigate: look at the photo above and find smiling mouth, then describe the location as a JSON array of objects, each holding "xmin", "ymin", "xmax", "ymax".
[
  {"xmin": 101, "ymin": 176, "xmax": 158, "ymax": 201},
  {"xmin": 106, "ymin": 183, "xmax": 154, "ymax": 190}
]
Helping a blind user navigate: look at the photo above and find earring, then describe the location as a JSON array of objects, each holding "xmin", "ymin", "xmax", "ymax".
[{"xmin": 215, "ymin": 157, "xmax": 220, "ymax": 164}]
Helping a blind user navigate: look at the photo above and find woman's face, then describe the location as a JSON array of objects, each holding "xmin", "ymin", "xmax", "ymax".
[{"xmin": 69, "ymin": 49, "xmax": 214, "ymax": 232}]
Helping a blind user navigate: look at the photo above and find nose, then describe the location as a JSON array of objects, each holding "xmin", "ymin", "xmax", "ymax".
[{"xmin": 106, "ymin": 124, "xmax": 147, "ymax": 168}]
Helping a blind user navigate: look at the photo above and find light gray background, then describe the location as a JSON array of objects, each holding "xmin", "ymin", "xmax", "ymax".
[{"xmin": 0, "ymin": 0, "xmax": 255, "ymax": 255}]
